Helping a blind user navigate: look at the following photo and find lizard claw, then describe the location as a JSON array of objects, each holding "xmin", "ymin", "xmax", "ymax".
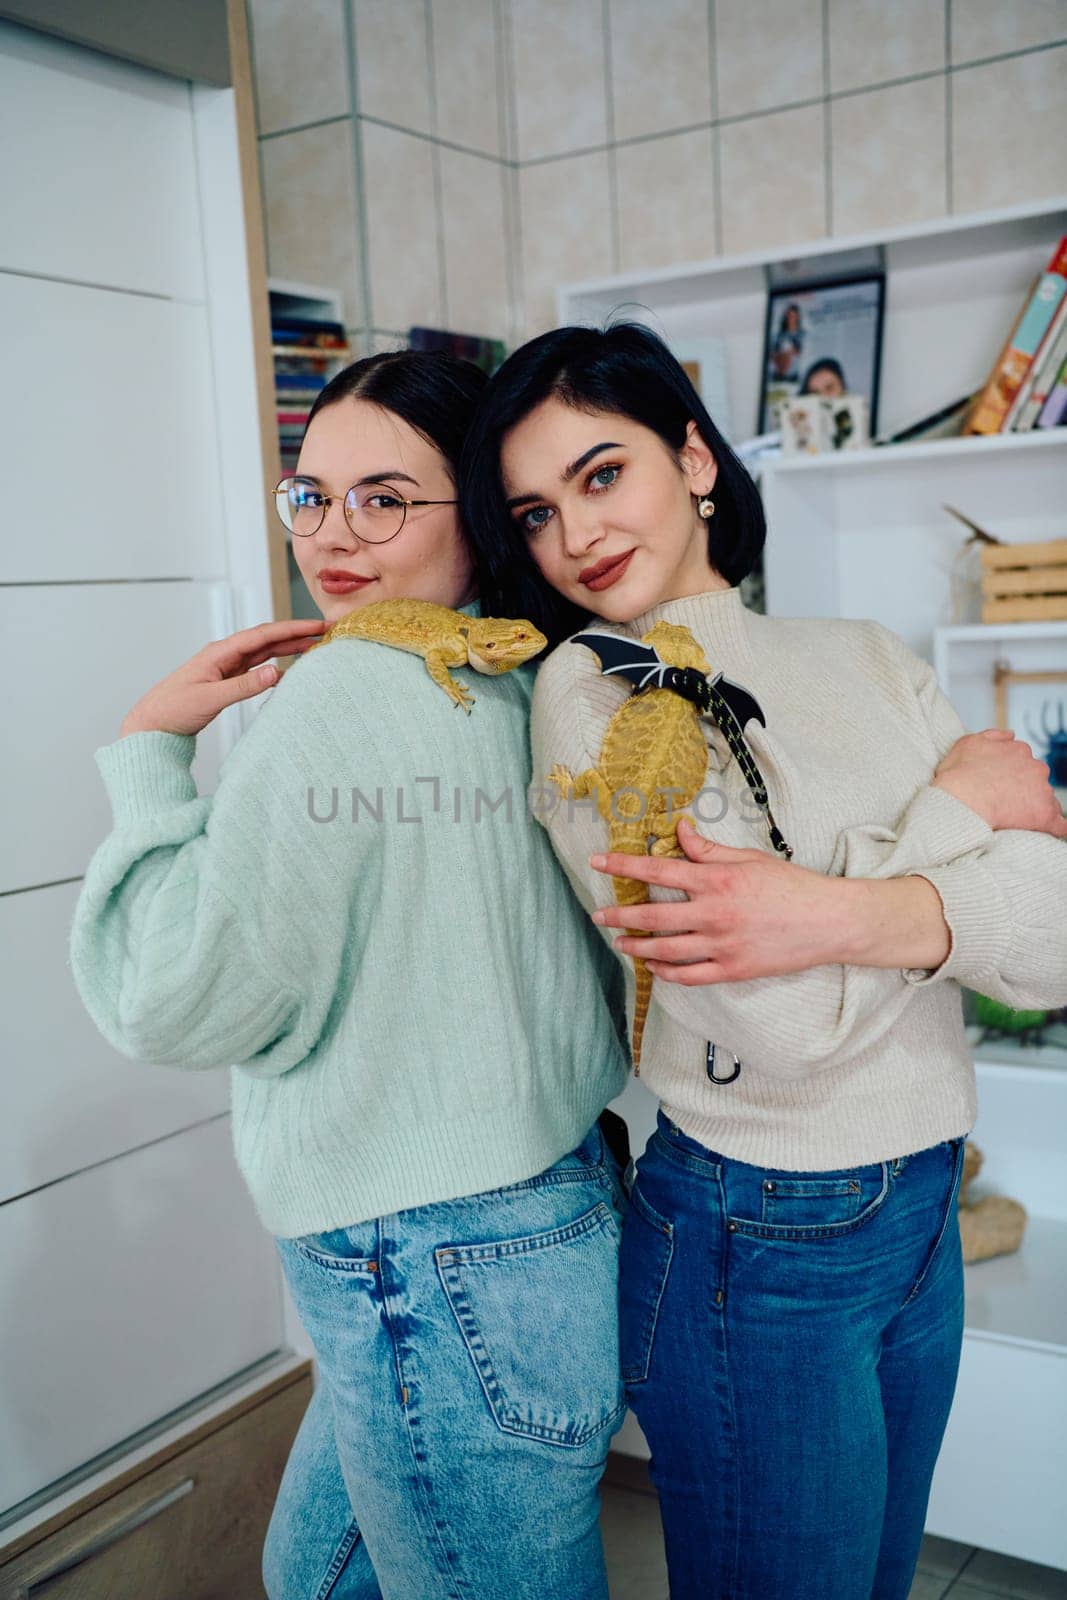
[{"xmin": 547, "ymin": 763, "xmax": 575, "ymax": 796}]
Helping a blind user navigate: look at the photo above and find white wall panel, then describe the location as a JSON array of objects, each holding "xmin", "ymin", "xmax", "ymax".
[
  {"xmin": 0, "ymin": 19, "xmax": 205, "ymax": 300},
  {"xmin": 0, "ymin": 1117, "xmax": 283, "ymax": 1513},
  {"xmin": 0, "ymin": 883, "xmax": 230, "ymax": 1205},
  {"xmin": 0, "ymin": 274, "xmax": 223, "ymax": 582},
  {"xmin": 1, "ymin": 581, "xmax": 238, "ymax": 893}
]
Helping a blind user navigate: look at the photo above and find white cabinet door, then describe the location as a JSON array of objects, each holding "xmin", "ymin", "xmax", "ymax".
[
  {"xmin": 0, "ymin": 19, "xmax": 204, "ymax": 298},
  {"xmin": 0, "ymin": 581, "xmax": 239, "ymax": 894},
  {"xmin": 0, "ymin": 1117, "xmax": 283, "ymax": 1515},
  {"xmin": 0, "ymin": 883, "xmax": 231, "ymax": 1204},
  {"xmin": 0, "ymin": 275, "xmax": 223, "ymax": 584}
]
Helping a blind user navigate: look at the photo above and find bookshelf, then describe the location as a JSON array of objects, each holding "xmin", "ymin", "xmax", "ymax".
[
  {"xmin": 267, "ymin": 278, "xmax": 351, "ymax": 620},
  {"xmin": 560, "ymin": 199, "xmax": 1067, "ymax": 1571}
]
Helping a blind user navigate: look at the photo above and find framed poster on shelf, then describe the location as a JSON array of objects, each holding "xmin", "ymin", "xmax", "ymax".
[{"xmin": 758, "ymin": 274, "xmax": 885, "ymax": 435}]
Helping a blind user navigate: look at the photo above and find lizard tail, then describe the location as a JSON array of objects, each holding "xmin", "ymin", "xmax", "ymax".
[
  {"xmin": 631, "ymin": 959, "xmax": 652, "ymax": 1071},
  {"xmin": 608, "ymin": 831, "xmax": 652, "ymax": 1072}
]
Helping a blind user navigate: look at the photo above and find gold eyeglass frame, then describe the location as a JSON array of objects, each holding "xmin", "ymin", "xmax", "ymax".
[{"xmin": 273, "ymin": 474, "xmax": 458, "ymax": 545}]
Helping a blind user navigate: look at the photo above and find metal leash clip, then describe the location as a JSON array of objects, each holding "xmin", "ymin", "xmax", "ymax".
[{"xmin": 706, "ymin": 1042, "xmax": 741, "ymax": 1084}]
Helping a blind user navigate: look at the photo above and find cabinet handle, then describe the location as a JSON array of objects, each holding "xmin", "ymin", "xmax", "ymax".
[{"xmin": 25, "ymin": 1477, "xmax": 195, "ymax": 1594}]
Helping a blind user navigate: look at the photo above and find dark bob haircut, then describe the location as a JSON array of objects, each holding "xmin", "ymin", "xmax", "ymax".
[
  {"xmin": 305, "ymin": 347, "xmax": 489, "ymax": 481},
  {"xmin": 458, "ymin": 322, "xmax": 766, "ymax": 648}
]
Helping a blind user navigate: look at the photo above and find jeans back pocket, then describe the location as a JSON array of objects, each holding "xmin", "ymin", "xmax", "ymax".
[
  {"xmin": 619, "ymin": 1182, "xmax": 675, "ymax": 1387},
  {"xmin": 435, "ymin": 1202, "xmax": 624, "ymax": 1449}
]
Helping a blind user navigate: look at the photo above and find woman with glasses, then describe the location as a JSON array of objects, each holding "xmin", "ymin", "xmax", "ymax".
[
  {"xmin": 457, "ymin": 322, "xmax": 1067, "ymax": 1600},
  {"xmin": 69, "ymin": 350, "xmax": 631, "ymax": 1600}
]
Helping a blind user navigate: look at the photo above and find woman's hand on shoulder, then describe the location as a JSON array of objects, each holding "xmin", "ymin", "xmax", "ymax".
[
  {"xmin": 118, "ymin": 619, "xmax": 326, "ymax": 738},
  {"xmin": 932, "ymin": 729, "xmax": 1067, "ymax": 839}
]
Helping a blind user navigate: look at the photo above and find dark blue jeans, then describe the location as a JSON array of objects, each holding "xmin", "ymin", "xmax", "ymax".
[{"xmin": 620, "ymin": 1112, "xmax": 967, "ymax": 1600}]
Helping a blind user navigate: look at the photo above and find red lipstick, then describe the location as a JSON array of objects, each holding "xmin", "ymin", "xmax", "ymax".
[{"xmin": 579, "ymin": 549, "xmax": 636, "ymax": 592}]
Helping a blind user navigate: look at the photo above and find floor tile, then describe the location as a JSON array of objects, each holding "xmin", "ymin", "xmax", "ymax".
[
  {"xmin": 919, "ymin": 1535, "xmax": 978, "ymax": 1579},
  {"xmin": 957, "ymin": 1548, "xmax": 1067, "ymax": 1599},
  {"xmin": 911, "ymin": 1573, "xmax": 951, "ymax": 1599},
  {"xmin": 600, "ymin": 1484, "xmax": 669, "ymax": 1599}
]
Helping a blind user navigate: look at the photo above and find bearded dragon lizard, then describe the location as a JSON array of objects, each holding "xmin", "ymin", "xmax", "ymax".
[
  {"xmin": 548, "ymin": 621, "xmax": 712, "ymax": 1070},
  {"xmin": 306, "ymin": 598, "xmax": 546, "ymax": 711}
]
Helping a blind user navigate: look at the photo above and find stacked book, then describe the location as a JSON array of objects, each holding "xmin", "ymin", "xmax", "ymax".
[
  {"xmin": 272, "ymin": 316, "xmax": 350, "ymax": 473},
  {"xmin": 962, "ymin": 234, "xmax": 1067, "ymax": 435}
]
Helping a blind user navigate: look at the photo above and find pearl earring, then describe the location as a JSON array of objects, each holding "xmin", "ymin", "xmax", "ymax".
[{"xmin": 697, "ymin": 494, "xmax": 716, "ymax": 520}]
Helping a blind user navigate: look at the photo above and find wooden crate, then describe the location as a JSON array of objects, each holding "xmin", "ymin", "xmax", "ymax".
[{"xmin": 981, "ymin": 538, "xmax": 1067, "ymax": 623}]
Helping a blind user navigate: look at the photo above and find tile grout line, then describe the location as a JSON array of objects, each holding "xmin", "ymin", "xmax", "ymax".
[
  {"xmin": 423, "ymin": 0, "xmax": 450, "ymax": 328},
  {"xmin": 708, "ymin": 0, "xmax": 723, "ymax": 256},
  {"xmin": 822, "ymin": 0, "xmax": 833, "ymax": 235},
  {"xmin": 342, "ymin": 0, "xmax": 374, "ymax": 348},
  {"xmin": 603, "ymin": 0, "xmax": 620, "ymax": 276},
  {"xmin": 944, "ymin": 0, "xmax": 954, "ymax": 214},
  {"xmin": 499, "ymin": 0, "xmax": 524, "ymax": 344}
]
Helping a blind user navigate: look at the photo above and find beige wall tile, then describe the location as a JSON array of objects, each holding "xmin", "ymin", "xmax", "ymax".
[
  {"xmin": 432, "ymin": 0, "xmax": 502, "ymax": 154},
  {"xmin": 831, "ymin": 77, "xmax": 947, "ymax": 235},
  {"xmin": 952, "ymin": 45, "xmax": 1067, "ymax": 212},
  {"xmin": 715, "ymin": 0, "xmax": 823, "ymax": 118},
  {"xmin": 369, "ymin": 331, "xmax": 410, "ymax": 352},
  {"xmin": 353, "ymin": 0, "xmax": 433, "ymax": 136},
  {"xmin": 951, "ymin": 0, "xmax": 1067, "ymax": 63},
  {"xmin": 261, "ymin": 120, "xmax": 363, "ymax": 325},
  {"xmin": 609, "ymin": 0, "xmax": 713, "ymax": 141},
  {"xmin": 440, "ymin": 149, "xmax": 511, "ymax": 337},
  {"xmin": 361, "ymin": 121, "xmax": 443, "ymax": 331},
  {"xmin": 719, "ymin": 103, "xmax": 826, "ymax": 255},
  {"xmin": 248, "ymin": 0, "xmax": 348, "ymax": 135},
  {"xmin": 509, "ymin": 0, "xmax": 608, "ymax": 160},
  {"xmin": 616, "ymin": 129, "xmax": 717, "ymax": 272},
  {"xmin": 517, "ymin": 150, "xmax": 613, "ymax": 335},
  {"xmin": 828, "ymin": 0, "xmax": 945, "ymax": 92}
]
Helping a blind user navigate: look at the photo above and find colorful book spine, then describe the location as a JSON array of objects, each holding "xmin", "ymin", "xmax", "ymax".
[
  {"xmin": 1012, "ymin": 300, "xmax": 1067, "ymax": 430},
  {"xmin": 962, "ymin": 234, "xmax": 1067, "ymax": 435},
  {"xmin": 1036, "ymin": 353, "xmax": 1067, "ymax": 428}
]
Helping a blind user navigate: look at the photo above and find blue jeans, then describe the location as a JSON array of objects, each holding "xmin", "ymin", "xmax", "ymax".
[
  {"xmin": 263, "ymin": 1121, "xmax": 627, "ymax": 1600},
  {"xmin": 621, "ymin": 1112, "xmax": 967, "ymax": 1600}
]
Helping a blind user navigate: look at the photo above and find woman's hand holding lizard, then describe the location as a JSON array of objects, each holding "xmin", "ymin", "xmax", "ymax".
[
  {"xmin": 119, "ymin": 619, "xmax": 327, "ymax": 738},
  {"xmin": 591, "ymin": 818, "xmax": 855, "ymax": 984}
]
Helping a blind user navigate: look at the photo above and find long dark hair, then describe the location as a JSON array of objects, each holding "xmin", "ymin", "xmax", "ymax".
[
  {"xmin": 458, "ymin": 322, "xmax": 766, "ymax": 648},
  {"xmin": 305, "ymin": 349, "xmax": 489, "ymax": 481}
]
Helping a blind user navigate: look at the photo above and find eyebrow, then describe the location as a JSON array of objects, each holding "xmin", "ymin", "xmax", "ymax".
[
  {"xmin": 299, "ymin": 469, "xmax": 421, "ymax": 490},
  {"xmin": 505, "ymin": 441, "xmax": 623, "ymax": 511}
]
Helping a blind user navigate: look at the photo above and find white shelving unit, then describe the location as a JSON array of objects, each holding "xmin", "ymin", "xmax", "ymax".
[
  {"xmin": 561, "ymin": 201, "xmax": 1067, "ymax": 1571},
  {"xmin": 268, "ymin": 277, "xmax": 349, "ymax": 620}
]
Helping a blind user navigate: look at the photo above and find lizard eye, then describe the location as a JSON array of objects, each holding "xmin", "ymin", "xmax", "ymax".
[
  {"xmin": 516, "ymin": 631, "xmax": 527, "ymax": 640},
  {"xmin": 484, "ymin": 641, "xmax": 496, "ymax": 650}
]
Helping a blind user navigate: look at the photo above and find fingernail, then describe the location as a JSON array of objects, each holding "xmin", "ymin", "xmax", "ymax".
[
  {"xmin": 590, "ymin": 854, "xmax": 607, "ymax": 869},
  {"xmin": 592, "ymin": 910, "xmax": 605, "ymax": 924},
  {"xmin": 260, "ymin": 666, "xmax": 278, "ymax": 684}
]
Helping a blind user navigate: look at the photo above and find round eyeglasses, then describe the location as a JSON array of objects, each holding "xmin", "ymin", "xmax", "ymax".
[{"xmin": 273, "ymin": 476, "xmax": 458, "ymax": 544}]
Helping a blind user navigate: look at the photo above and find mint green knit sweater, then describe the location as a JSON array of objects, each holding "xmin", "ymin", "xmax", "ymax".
[{"xmin": 68, "ymin": 604, "xmax": 628, "ymax": 1237}]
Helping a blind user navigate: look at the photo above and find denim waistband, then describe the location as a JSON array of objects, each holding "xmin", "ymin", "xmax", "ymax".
[{"xmin": 654, "ymin": 1110, "xmax": 963, "ymax": 1179}]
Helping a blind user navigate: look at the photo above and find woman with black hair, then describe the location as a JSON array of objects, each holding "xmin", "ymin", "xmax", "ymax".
[
  {"xmin": 70, "ymin": 349, "xmax": 631, "ymax": 1600},
  {"xmin": 801, "ymin": 354, "xmax": 848, "ymax": 396},
  {"xmin": 458, "ymin": 322, "xmax": 1067, "ymax": 1600}
]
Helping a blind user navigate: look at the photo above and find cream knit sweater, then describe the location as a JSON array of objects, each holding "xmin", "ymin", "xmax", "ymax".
[{"xmin": 530, "ymin": 585, "xmax": 1067, "ymax": 1170}]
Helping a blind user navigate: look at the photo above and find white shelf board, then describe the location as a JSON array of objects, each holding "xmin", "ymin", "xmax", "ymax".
[
  {"xmin": 761, "ymin": 427, "xmax": 1067, "ymax": 477},
  {"xmin": 962, "ymin": 1214, "xmax": 1067, "ymax": 1355},
  {"xmin": 559, "ymin": 197, "xmax": 1067, "ymax": 312},
  {"xmin": 938, "ymin": 620, "xmax": 1067, "ymax": 645}
]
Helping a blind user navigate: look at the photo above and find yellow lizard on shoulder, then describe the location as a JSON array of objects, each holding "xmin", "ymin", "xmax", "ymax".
[
  {"xmin": 549, "ymin": 621, "xmax": 712, "ymax": 1070},
  {"xmin": 305, "ymin": 598, "xmax": 546, "ymax": 711}
]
